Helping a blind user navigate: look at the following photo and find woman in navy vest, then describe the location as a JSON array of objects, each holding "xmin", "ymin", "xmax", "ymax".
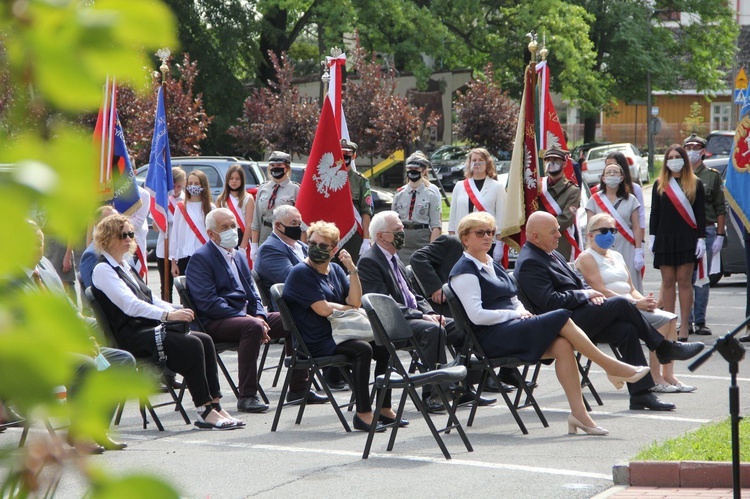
[
  {"xmin": 448, "ymin": 212, "xmax": 649, "ymax": 436},
  {"xmin": 91, "ymin": 214, "xmax": 244, "ymax": 430}
]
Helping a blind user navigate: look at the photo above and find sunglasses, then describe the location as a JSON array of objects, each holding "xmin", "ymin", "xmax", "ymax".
[
  {"xmin": 119, "ymin": 231, "xmax": 135, "ymax": 240},
  {"xmin": 473, "ymin": 229, "xmax": 497, "ymax": 238},
  {"xmin": 308, "ymin": 242, "xmax": 333, "ymax": 251},
  {"xmin": 591, "ymin": 227, "xmax": 618, "ymax": 235}
]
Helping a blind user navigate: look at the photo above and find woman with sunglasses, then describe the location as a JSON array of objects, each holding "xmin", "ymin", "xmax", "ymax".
[
  {"xmin": 91, "ymin": 214, "xmax": 244, "ymax": 430},
  {"xmin": 586, "ymin": 156, "xmax": 644, "ymax": 292},
  {"xmin": 650, "ymin": 144, "xmax": 706, "ymax": 342},
  {"xmin": 283, "ymin": 221, "xmax": 396, "ymax": 432},
  {"xmin": 449, "ymin": 212, "xmax": 649, "ymax": 435},
  {"xmin": 576, "ymin": 214, "xmax": 693, "ymax": 393}
]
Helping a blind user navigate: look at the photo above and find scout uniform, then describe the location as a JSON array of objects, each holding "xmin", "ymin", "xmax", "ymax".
[{"xmin": 252, "ymin": 151, "xmax": 299, "ymax": 245}]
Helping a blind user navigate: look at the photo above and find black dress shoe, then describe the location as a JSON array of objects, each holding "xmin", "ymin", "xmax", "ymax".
[
  {"xmin": 97, "ymin": 435, "xmax": 127, "ymax": 451},
  {"xmin": 484, "ymin": 377, "xmax": 514, "ymax": 393},
  {"xmin": 422, "ymin": 398, "xmax": 446, "ymax": 413},
  {"xmin": 499, "ymin": 372, "xmax": 537, "ymax": 390},
  {"xmin": 629, "ymin": 392, "xmax": 676, "ymax": 411},
  {"xmin": 740, "ymin": 334, "xmax": 750, "ymax": 343},
  {"xmin": 655, "ymin": 340, "xmax": 705, "ymax": 364},
  {"xmin": 378, "ymin": 414, "xmax": 409, "ymax": 427},
  {"xmin": 353, "ymin": 414, "xmax": 386, "ymax": 432},
  {"xmin": 694, "ymin": 323, "xmax": 712, "ymax": 335},
  {"xmin": 458, "ymin": 391, "xmax": 497, "ymax": 406},
  {"xmin": 327, "ymin": 380, "xmax": 349, "ymax": 391},
  {"xmin": 237, "ymin": 395, "xmax": 269, "ymax": 413},
  {"xmin": 287, "ymin": 390, "xmax": 328, "ymax": 405}
]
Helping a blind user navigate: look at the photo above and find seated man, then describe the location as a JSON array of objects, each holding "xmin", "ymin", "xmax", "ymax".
[
  {"xmin": 359, "ymin": 211, "xmax": 495, "ymax": 410},
  {"xmin": 185, "ymin": 208, "xmax": 326, "ymax": 413},
  {"xmin": 255, "ymin": 205, "xmax": 307, "ymax": 312},
  {"xmin": 514, "ymin": 211, "xmax": 705, "ymax": 411}
]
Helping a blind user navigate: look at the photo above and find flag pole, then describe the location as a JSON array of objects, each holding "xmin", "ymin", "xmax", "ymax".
[{"xmin": 157, "ymin": 48, "xmax": 171, "ymax": 302}]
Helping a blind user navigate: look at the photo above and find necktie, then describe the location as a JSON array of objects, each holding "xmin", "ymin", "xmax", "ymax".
[
  {"xmin": 32, "ymin": 269, "xmax": 48, "ymax": 292},
  {"xmin": 408, "ymin": 190, "xmax": 417, "ymax": 220},
  {"xmin": 391, "ymin": 256, "xmax": 418, "ymax": 309},
  {"xmin": 267, "ymin": 183, "xmax": 281, "ymax": 210}
]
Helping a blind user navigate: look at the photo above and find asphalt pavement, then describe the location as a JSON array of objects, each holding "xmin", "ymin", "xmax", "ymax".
[{"xmin": 3, "ymin": 184, "xmax": 749, "ymax": 498}]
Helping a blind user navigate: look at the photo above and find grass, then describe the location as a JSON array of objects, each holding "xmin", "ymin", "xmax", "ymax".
[{"xmin": 634, "ymin": 417, "xmax": 750, "ymax": 462}]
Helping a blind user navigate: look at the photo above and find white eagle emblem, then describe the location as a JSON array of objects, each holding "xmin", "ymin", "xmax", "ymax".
[
  {"xmin": 523, "ymin": 145, "xmax": 537, "ymax": 190},
  {"xmin": 312, "ymin": 152, "xmax": 348, "ymax": 198},
  {"xmin": 546, "ymin": 131, "xmax": 562, "ymax": 151}
]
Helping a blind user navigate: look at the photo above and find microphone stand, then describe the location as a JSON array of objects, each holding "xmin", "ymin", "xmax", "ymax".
[{"xmin": 688, "ymin": 315, "xmax": 749, "ymax": 499}]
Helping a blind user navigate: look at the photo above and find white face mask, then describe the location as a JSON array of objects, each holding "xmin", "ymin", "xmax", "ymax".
[
  {"xmin": 666, "ymin": 158, "xmax": 684, "ymax": 172},
  {"xmin": 186, "ymin": 184, "xmax": 204, "ymax": 197},
  {"xmin": 687, "ymin": 150, "xmax": 702, "ymax": 164},
  {"xmin": 218, "ymin": 228, "xmax": 238, "ymax": 249},
  {"xmin": 603, "ymin": 176, "xmax": 623, "ymax": 187}
]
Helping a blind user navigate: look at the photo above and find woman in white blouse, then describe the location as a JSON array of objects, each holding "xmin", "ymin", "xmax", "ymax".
[{"xmin": 169, "ymin": 170, "xmax": 215, "ymax": 278}]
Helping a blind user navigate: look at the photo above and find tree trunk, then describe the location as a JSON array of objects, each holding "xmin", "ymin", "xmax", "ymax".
[
  {"xmin": 257, "ymin": 7, "xmax": 290, "ymax": 85},
  {"xmin": 583, "ymin": 115, "xmax": 598, "ymax": 143}
]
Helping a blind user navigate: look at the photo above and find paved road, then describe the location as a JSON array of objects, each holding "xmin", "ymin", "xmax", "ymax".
[{"xmin": 4, "ymin": 184, "xmax": 749, "ymax": 498}]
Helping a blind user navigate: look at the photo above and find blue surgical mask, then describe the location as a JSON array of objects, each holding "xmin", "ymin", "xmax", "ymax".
[{"xmin": 594, "ymin": 231, "xmax": 616, "ymax": 250}]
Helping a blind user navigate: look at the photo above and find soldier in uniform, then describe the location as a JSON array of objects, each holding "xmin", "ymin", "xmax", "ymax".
[
  {"xmin": 537, "ymin": 148, "xmax": 581, "ymax": 261},
  {"xmin": 391, "ymin": 152, "xmax": 442, "ymax": 262},
  {"xmin": 339, "ymin": 139, "xmax": 373, "ymax": 264},
  {"xmin": 684, "ymin": 133, "xmax": 726, "ymax": 336}
]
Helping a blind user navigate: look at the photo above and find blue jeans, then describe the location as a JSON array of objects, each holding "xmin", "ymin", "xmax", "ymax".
[{"xmin": 691, "ymin": 225, "xmax": 716, "ymax": 325}]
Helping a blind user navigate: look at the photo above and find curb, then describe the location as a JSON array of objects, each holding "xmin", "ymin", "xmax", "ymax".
[{"xmin": 613, "ymin": 461, "xmax": 750, "ymax": 488}]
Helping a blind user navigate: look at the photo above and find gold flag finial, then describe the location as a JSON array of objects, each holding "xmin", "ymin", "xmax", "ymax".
[{"xmin": 526, "ymin": 32, "xmax": 538, "ymax": 63}]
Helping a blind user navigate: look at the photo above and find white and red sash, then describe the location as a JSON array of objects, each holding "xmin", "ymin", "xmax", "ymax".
[
  {"xmin": 664, "ymin": 178, "xmax": 707, "ymax": 285},
  {"xmin": 177, "ymin": 201, "xmax": 207, "ymax": 245},
  {"xmin": 134, "ymin": 246, "xmax": 147, "ymax": 281},
  {"xmin": 227, "ymin": 195, "xmax": 246, "ymax": 232},
  {"xmin": 540, "ymin": 177, "xmax": 581, "ymax": 260},
  {"xmin": 464, "ymin": 178, "xmax": 488, "ymax": 212},
  {"xmin": 168, "ymin": 195, "xmax": 178, "ymax": 216},
  {"xmin": 592, "ymin": 192, "xmax": 637, "ymax": 247}
]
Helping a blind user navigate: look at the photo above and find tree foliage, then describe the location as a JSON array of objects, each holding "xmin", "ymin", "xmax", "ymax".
[
  {"xmin": 454, "ymin": 64, "xmax": 518, "ymax": 154},
  {"xmin": 228, "ymin": 52, "xmax": 318, "ymax": 158}
]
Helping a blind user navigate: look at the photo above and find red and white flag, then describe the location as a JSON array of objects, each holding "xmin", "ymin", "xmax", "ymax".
[
  {"xmin": 536, "ymin": 60, "xmax": 577, "ymax": 185},
  {"xmin": 326, "ymin": 52, "xmax": 349, "ymax": 141},
  {"xmin": 296, "ymin": 96, "xmax": 357, "ymax": 247}
]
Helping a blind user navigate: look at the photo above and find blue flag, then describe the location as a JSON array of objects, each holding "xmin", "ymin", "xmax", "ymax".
[
  {"xmin": 144, "ymin": 86, "xmax": 173, "ymax": 233},
  {"xmin": 725, "ymin": 98, "xmax": 750, "ymax": 239},
  {"xmin": 110, "ymin": 115, "xmax": 141, "ymax": 216}
]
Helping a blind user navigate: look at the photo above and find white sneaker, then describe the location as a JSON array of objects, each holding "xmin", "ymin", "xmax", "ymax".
[{"xmin": 650, "ymin": 383, "xmax": 679, "ymax": 393}]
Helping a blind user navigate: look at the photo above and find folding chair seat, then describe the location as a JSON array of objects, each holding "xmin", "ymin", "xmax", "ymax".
[
  {"xmin": 84, "ymin": 287, "xmax": 191, "ymax": 430},
  {"xmin": 251, "ymin": 270, "xmax": 287, "ymax": 388},
  {"xmin": 361, "ymin": 293, "xmax": 472, "ymax": 460},
  {"xmin": 269, "ymin": 284, "xmax": 356, "ymax": 432},
  {"xmin": 442, "ymin": 284, "xmax": 548, "ymax": 434}
]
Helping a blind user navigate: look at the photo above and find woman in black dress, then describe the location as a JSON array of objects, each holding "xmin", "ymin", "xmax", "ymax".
[
  {"xmin": 649, "ymin": 144, "xmax": 706, "ymax": 341},
  {"xmin": 449, "ymin": 213, "xmax": 649, "ymax": 435}
]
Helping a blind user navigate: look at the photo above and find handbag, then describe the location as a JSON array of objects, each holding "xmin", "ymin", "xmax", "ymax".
[{"xmin": 328, "ymin": 308, "xmax": 374, "ymax": 344}]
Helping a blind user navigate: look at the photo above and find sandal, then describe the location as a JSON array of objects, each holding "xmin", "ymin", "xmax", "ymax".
[
  {"xmin": 213, "ymin": 403, "xmax": 246, "ymax": 427},
  {"xmin": 194, "ymin": 407, "xmax": 241, "ymax": 430}
]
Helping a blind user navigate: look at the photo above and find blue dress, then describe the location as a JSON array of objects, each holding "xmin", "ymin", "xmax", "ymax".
[
  {"xmin": 449, "ymin": 256, "xmax": 570, "ymax": 363},
  {"xmin": 283, "ymin": 262, "xmax": 350, "ymax": 357}
]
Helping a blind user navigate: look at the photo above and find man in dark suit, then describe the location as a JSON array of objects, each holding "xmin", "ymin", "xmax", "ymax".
[
  {"xmin": 514, "ymin": 211, "xmax": 705, "ymax": 411},
  {"xmin": 186, "ymin": 208, "xmax": 325, "ymax": 413},
  {"xmin": 359, "ymin": 211, "xmax": 495, "ymax": 410}
]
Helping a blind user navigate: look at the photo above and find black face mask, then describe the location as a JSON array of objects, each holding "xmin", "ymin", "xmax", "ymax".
[
  {"xmin": 343, "ymin": 155, "xmax": 353, "ymax": 166},
  {"xmin": 308, "ymin": 243, "xmax": 332, "ymax": 264},
  {"xmin": 229, "ymin": 185, "xmax": 241, "ymax": 192},
  {"xmin": 406, "ymin": 170, "xmax": 422, "ymax": 183},
  {"xmin": 270, "ymin": 168, "xmax": 286, "ymax": 180},
  {"xmin": 279, "ymin": 223, "xmax": 302, "ymax": 241}
]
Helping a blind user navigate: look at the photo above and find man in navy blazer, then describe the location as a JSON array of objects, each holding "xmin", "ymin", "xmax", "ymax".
[
  {"xmin": 255, "ymin": 205, "xmax": 307, "ymax": 311},
  {"xmin": 186, "ymin": 208, "xmax": 324, "ymax": 413},
  {"xmin": 514, "ymin": 211, "xmax": 704, "ymax": 411}
]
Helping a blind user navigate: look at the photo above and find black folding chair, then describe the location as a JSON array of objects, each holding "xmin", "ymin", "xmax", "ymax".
[
  {"xmin": 442, "ymin": 284, "xmax": 548, "ymax": 434},
  {"xmin": 361, "ymin": 293, "xmax": 472, "ymax": 460},
  {"xmin": 270, "ymin": 284, "xmax": 356, "ymax": 432},
  {"xmin": 84, "ymin": 287, "xmax": 191, "ymax": 430},
  {"xmin": 251, "ymin": 269, "xmax": 287, "ymax": 388}
]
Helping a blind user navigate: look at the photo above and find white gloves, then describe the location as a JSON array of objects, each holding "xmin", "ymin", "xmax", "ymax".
[
  {"xmin": 695, "ymin": 238, "xmax": 706, "ymax": 259},
  {"xmin": 712, "ymin": 235, "xmax": 725, "ymax": 255},
  {"xmin": 359, "ymin": 238, "xmax": 371, "ymax": 255},
  {"xmin": 250, "ymin": 242, "xmax": 259, "ymax": 262},
  {"xmin": 492, "ymin": 241, "xmax": 505, "ymax": 262},
  {"xmin": 634, "ymin": 248, "xmax": 645, "ymax": 271},
  {"xmin": 648, "ymin": 235, "xmax": 656, "ymax": 253}
]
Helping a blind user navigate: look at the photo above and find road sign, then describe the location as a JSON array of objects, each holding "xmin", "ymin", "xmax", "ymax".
[
  {"xmin": 735, "ymin": 89, "xmax": 745, "ymax": 104},
  {"xmin": 736, "ymin": 68, "xmax": 748, "ymax": 90}
]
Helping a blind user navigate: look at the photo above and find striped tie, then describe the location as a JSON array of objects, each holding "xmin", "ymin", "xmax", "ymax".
[
  {"xmin": 267, "ymin": 183, "xmax": 280, "ymax": 210},
  {"xmin": 408, "ymin": 190, "xmax": 417, "ymax": 220}
]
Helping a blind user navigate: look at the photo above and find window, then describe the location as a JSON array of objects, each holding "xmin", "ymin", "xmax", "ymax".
[{"xmin": 711, "ymin": 103, "xmax": 732, "ymax": 131}]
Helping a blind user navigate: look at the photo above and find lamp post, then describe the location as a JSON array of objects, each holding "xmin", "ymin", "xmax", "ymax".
[{"xmin": 646, "ymin": 8, "xmax": 667, "ymax": 177}]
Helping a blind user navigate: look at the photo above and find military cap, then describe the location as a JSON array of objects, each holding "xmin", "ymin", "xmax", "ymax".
[
  {"xmin": 683, "ymin": 133, "xmax": 707, "ymax": 148},
  {"xmin": 405, "ymin": 152, "xmax": 431, "ymax": 169},
  {"xmin": 543, "ymin": 148, "xmax": 569, "ymax": 160},
  {"xmin": 268, "ymin": 151, "xmax": 291, "ymax": 164},
  {"xmin": 340, "ymin": 139, "xmax": 358, "ymax": 153}
]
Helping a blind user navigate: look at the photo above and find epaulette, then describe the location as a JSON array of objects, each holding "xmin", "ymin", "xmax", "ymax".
[{"xmin": 708, "ymin": 167, "xmax": 720, "ymax": 174}]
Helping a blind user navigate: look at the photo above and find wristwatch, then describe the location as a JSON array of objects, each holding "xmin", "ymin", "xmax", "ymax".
[{"xmin": 161, "ymin": 311, "xmax": 169, "ymax": 322}]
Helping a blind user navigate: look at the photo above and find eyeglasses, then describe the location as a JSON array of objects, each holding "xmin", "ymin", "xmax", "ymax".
[
  {"xmin": 591, "ymin": 227, "xmax": 618, "ymax": 235},
  {"xmin": 471, "ymin": 161, "xmax": 486, "ymax": 167},
  {"xmin": 684, "ymin": 144, "xmax": 704, "ymax": 151},
  {"xmin": 309, "ymin": 242, "xmax": 333, "ymax": 251},
  {"xmin": 473, "ymin": 229, "xmax": 497, "ymax": 238},
  {"xmin": 603, "ymin": 170, "xmax": 622, "ymax": 176},
  {"xmin": 119, "ymin": 231, "xmax": 135, "ymax": 240}
]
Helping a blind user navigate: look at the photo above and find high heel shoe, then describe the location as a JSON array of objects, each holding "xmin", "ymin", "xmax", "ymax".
[
  {"xmin": 607, "ymin": 365, "xmax": 650, "ymax": 390},
  {"xmin": 567, "ymin": 414, "xmax": 608, "ymax": 436}
]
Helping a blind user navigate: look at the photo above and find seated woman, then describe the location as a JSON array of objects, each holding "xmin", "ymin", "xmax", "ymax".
[
  {"xmin": 283, "ymin": 221, "xmax": 399, "ymax": 432},
  {"xmin": 449, "ymin": 212, "xmax": 650, "ymax": 435},
  {"xmin": 576, "ymin": 213, "xmax": 695, "ymax": 393},
  {"xmin": 91, "ymin": 214, "xmax": 244, "ymax": 430}
]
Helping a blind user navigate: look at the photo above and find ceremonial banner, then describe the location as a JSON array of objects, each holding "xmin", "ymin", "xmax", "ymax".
[
  {"xmin": 145, "ymin": 86, "xmax": 174, "ymax": 234},
  {"xmin": 296, "ymin": 96, "xmax": 357, "ymax": 246},
  {"xmin": 536, "ymin": 60, "xmax": 577, "ymax": 185},
  {"xmin": 326, "ymin": 52, "xmax": 350, "ymax": 141},
  {"xmin": 726, "ymin": 97, "xmax": 750, "ymax": 242},
  {"xmin": 500, "ymin": 65, "xmax": 539, "ymax": 250}
]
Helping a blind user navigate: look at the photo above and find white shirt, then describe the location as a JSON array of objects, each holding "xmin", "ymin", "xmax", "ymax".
[
  {"xmin": 169, "ymin": 201, "xmax": 214, "ymax": 260},
  {"xmin": 156, "ymin": 192, "xmax": 184, "ymax": 258},
  {"xmin": 92, "ymin": 251, "xmax": 175, "ymax": 320},
  {"xmin": 450, "ymin": 251, "xmax": 527, "ymax": 325},
  {"xmin": 448, "ymin": 177, "xmax": 507, "ymax": 233}
]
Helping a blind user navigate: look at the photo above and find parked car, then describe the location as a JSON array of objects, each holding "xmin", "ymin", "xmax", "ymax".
[
  {"xmin": 705, "ymin": 130, "xmax": 735, "ymax": 159},
  {"xmin": 430, "ymin": 146, "xmax": 509, "ymax": 191},
  {"xmin": 135, "ymin": 156, "xmax": 265, "ymax": 260},
  {"xmin": 581, "ymin": 143, "xmax": 649, "ymax": 187}
]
